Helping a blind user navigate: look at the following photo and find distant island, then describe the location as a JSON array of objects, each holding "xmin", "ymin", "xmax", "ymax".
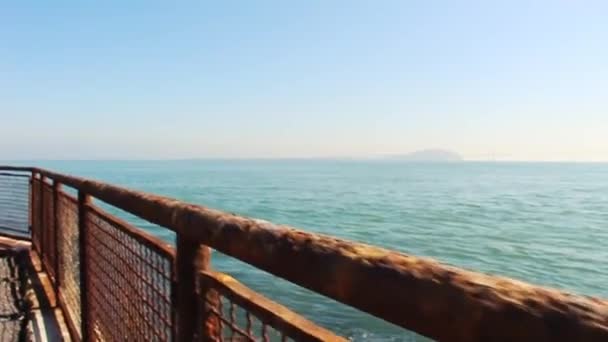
[{"xmin": 388, "ymin": 149, "xmax": 463, "ymax": 161}]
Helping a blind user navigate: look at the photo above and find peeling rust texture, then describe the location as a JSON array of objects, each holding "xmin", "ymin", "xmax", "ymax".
[{"xmin": 2, "ymin": 166, "xmax": 608, "ymax": 341}]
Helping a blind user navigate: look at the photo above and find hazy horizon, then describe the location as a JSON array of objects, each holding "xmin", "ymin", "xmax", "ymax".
[
  {"xmin": 2, "ymin": 1, "xmax": 607, "ymax": 161},
  {"xmin": 3, "ymin": 155, "xmax": 608, "ymax": 163}
]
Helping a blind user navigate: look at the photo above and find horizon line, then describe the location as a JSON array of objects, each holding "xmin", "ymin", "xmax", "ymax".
[{"xmin": 2, "ymin": 157, "xmax": 608, "ymax": 163}]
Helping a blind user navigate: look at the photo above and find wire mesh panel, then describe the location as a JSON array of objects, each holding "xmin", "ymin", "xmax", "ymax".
[
  {"xmin": 198, "ymin": 271, "xmax": 345, "ymax": 342},
  {"xmin": 85, "ymin": 206, "xmax": 175, "ymax": 341},
  {"xmin": 56, "ymin": 191, "xmax": 81, "ymax": 338},
  {"xmin": 41, "ymin": 182, "xmax": 57, "ymax": 279},
  {"xmin": 0, "ymin": 173, "xmax": 30, "ymax": 238}
]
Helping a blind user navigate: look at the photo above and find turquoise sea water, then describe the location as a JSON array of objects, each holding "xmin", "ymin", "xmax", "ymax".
[{"xmin": 18, "ymin": 161, "xmax": 608, "ymax": 340}]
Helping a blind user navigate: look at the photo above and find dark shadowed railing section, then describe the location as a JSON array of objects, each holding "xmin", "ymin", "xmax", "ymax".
[{"xmin": 0, "ymin": 166, "xmax": 607, "ymax": 342}]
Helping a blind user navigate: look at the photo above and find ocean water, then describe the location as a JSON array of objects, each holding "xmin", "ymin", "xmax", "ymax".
[{"xmin": 20, "ymin": 160, "xmax": 608, "ymax": 340}]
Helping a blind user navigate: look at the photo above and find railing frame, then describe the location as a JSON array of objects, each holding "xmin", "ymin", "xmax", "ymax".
[
  {"xmin": 175, "ymin": 236, "xmax": 219, "ymax": 340},
  {"xmin": 52, "ymin": 180, "xmax": 61, "ymax": 289},
  {"xmin": 77, "ymin": 191, "xmax": 91, "ymax": 341},
  {"xmin": 39, "ymin": 174, "xmax": 46, "ymax": 258},
  {"xmin": 0, "ymin": 166, "xmax": 607, "ymax": 341}
]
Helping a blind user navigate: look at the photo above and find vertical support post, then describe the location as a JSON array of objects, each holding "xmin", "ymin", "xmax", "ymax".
[
  {"xmin": 78, "ymin": 191, "xmax": 91, "ymax": 342},
  {"xmin": 53, "ymin": 180, "xmax": 62, "ymax": 289},
  {"xmin": 175, "ymin": 235, "xmax": 219, "ymax": 341},
  {"xmin": 39, "ymin": 174, "xmax": 46, "ymax": 257},
  {"xmin": 28, "ymin": 172, "xmax": 35, "ymax": 237}
]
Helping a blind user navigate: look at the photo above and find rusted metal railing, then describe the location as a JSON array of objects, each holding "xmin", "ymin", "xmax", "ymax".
[{"xmin": 0, "ymin": 166, "xmax": 607, "ymax": 341}]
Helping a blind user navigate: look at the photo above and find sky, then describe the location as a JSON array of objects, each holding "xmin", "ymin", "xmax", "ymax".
[{"xmin": 1, "ymin": 1, "xmax": 607, "ymax": 161}]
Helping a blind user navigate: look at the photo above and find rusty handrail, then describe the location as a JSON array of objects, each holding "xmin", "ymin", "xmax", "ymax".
[{"xmin": 1, "ymin": 165, "xmax": 608, "ymax": 340}]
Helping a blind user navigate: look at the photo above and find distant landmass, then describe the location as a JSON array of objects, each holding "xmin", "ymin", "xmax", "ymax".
[{"xmin": 389, "ymin": 149, "xmax": 463, "ymax": 161}]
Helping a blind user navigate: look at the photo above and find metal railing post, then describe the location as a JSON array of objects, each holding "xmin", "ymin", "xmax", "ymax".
[
  {"xmin": 78, "ymin": 191, "xmax": 91, "ymax": 341},
  {"xmin": 39, "ymin": 174, "xmax": 46, "ymax": 257},
  {"xmin": 53, "ymin": 180, "xmax": 62, "ymax": 289},
  {"xmin": 28, "ymin": 172, "xmax": 35, "ymax": 238},
  {"xmin": 175, "ymin": 235, "xmax": 219, "ymax": 341}
]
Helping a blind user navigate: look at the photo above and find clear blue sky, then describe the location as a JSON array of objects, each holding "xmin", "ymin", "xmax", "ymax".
[{"xmin": 1, "ymin": 1, "xmax": 606, "ymax": 160}]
